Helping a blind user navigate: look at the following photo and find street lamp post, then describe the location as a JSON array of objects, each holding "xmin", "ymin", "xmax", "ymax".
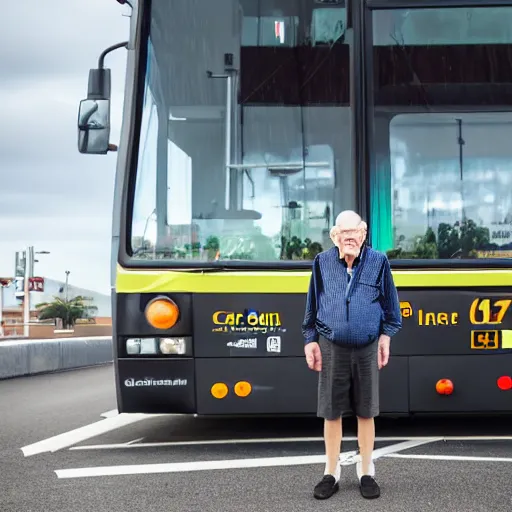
[
  {"xmin": 23, "ymin": 247, "xmax": 34, "ymax": 337},
  {"xmin": 22, "ymin": 246, "xmax": 50, "ymax": 338},
  {"xmin": 65, "ymin": 270, "xmax": 70, "ymax": 302}
]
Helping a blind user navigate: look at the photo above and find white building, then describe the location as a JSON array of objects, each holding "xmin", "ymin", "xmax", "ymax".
[{"xmin": 1, "ymin": 277, "xmax": 111, "ymax": 317}]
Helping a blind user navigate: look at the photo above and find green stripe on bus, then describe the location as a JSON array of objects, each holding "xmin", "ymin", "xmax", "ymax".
[{"xmin": 116, "ymin": 265, "xmax": 512, "ymax": 293}]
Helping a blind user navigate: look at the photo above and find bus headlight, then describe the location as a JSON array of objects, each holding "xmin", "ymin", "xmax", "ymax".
[
  {"xmin": 125, "ymin": 337, "xmax": 191, "ymax": 356},
  {"xmin": 126, "ymin": 338, "xmax": 141, "ymax": 354},
  {"xmin": 125, "ymin": 338, "xmax": 157, "ymax": 354},
  {"xmin": 160, "ymin": 337, "xmax": 189, "ymax": 355}
]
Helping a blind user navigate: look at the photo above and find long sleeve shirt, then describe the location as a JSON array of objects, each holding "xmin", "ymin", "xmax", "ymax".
[{"xmin": 302, "ymin": 245, "xmax": 402, "ymax": 347}]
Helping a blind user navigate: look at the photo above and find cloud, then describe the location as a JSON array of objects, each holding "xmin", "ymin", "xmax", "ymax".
[
  {"xmin": 0, "ymin": 0, "xmax": 131, "ymax": 294},
  {"xmin": 0, "ymin": 0, "xmax": 131, "ymax": 82}
]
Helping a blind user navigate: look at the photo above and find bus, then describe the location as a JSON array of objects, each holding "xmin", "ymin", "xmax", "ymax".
[{"xmin": 78, "ymin": 0, "xmax": 512, "ymax": 416}]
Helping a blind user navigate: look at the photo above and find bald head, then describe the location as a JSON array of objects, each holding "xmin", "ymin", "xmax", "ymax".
[
  {"xmin": 335, "ymin": 210, "xmax": 362, "ymax": 228},
  {"xmin": 330, "ymin": 210, "xmax": 367, "ymax": 260}
]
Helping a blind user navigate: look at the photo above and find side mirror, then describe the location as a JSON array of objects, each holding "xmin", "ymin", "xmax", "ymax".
[
  {"xmin": 77, "ymin": 98, "xmax": 111, "ymax": 154},
  {"xmin": 77, "ymin": 42, "xmax": 128, "ymax": 155},
  {"xmin": 77, "ymin": 67, "xmax": 113, "ymax": 155}
]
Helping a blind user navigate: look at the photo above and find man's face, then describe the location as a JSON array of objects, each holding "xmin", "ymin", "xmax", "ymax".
[{"xmin": 331, "ymin": 221, "xmax": 366, "ymax": 257}]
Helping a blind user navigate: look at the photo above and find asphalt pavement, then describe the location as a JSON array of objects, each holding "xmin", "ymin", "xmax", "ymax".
[{"xmin": 1, "ymin": 365, "xmax": 511, "ymax": 512}]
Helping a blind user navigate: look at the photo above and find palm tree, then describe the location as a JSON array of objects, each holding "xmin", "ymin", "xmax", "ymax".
[{"xmin": 35, "ymin": 296, "xmax": 98, "ymax": 330}]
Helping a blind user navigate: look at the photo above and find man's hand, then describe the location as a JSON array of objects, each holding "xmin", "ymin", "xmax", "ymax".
[
  {"xmin": 305, "ymin": 342, "xmax": 322, "ymax": 372},
  {"xmin": 378, "ymin": 335, "xmax": 390, "ymax": 370}
]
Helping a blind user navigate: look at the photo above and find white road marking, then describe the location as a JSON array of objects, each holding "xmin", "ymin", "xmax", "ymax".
[
  {"xmin": 69, "ymin": 435, "xmax": 439, "ymax": 451},
  {"xmin": 340, "ymin": 438, "xmax": 442, "ymax": 465},
  {"xmin": 385, "ymin": 453, "xmax": 512, "ymax": 463},
  {"xmin": 436, "ymin": 436, "xmax": 512, "ymax": 441},
  {"xmin": 339, "ymin": 450, "xmax": 359, "ymax": 464},
  {"xmin": 373, "ymin": 438, "xmax": 443, "ymax": 456},
  {"xmin": 56, "ymin": 439, "xmax": 439, "ymax": 479},
  {"xmin": 21, "ymin": 414, "xmax": 163, "ymax": 457},
  {"xmin": 68, "ymin": 434, "xmax": 512, "ymax": 452},
  {"xmin": 100, "ymin": 409, "xmax": 118, "ymax": 419},
  {"xmin": 69, "ymin": 436, "xmax": 323, "ymax": 451},
  {"xmin": 55, "ymin": 454, "xmax": 327, "ymax": 479},
  {"xmin": 126, "ymin": 437, "xmax": 145, "ymax": 445}
]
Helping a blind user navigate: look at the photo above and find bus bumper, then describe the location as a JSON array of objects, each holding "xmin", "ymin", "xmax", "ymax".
[
  {"xmin": 115, "ymin": 355, "xmax": 410, "ymax": 415},
  {"xmin": 116, "ymin": 354, "xmax": 512, "ymax": 415}
]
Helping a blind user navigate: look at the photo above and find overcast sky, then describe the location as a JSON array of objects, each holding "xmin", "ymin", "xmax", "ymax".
[{"xmin": 0, "ymin": 0, "xmax": 130, "ymax": 295}]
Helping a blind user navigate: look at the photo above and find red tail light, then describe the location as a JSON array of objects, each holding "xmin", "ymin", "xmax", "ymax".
[
  {"xmin": 436, "ymin": 379, "xmax": 454, "ymax": 395},
  {"xmin": 497, "ymin": 376, "xmax": 512, "ymax": 391}
]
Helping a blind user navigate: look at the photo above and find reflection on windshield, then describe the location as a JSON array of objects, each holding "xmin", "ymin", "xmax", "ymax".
[
  {"xmin": 371, "ymin": 5, "xmax": 512, "ymax": 260},
  {"xmin": 388, "ymin": 113, "xmax": 512, "ymax": 260},
  {"xmin": 130, "ymin": 0, "xmax": 353, "ymax": 262},
  {"xmin": 373, "ymin": 7, "xmax": 512, "ymax": 46}
]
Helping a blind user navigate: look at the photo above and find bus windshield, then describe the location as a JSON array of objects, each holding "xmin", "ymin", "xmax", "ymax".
[{"xmin": 129, "ymin": 0, "xmax": 353, "ymax": 263}]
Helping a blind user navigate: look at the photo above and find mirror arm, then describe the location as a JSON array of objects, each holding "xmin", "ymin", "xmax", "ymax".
[
  {"xmin": 98, "ymin": 41, "xmax": 128, "ymax": 70},
  {"xmin": 87, "ymin": 41, "xmax": 128, "ymax": 100}
]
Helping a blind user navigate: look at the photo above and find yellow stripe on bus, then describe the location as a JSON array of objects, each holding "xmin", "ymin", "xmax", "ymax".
[
  {"xmin": 502, "ymin": 330, "xmax": 512, "ymax": 349},
  {"xmin": 115, "ymin": 265, "xmax": 512, "ymax": 294}
]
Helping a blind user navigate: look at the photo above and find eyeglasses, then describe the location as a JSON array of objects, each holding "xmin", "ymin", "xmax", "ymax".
[{"xmin": 332, "ymin": 227, "xmax": 365, "ymax": 239}]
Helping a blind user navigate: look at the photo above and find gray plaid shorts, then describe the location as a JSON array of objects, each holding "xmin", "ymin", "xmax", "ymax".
[{"xmin": 317, "ymin": 336, "xmax": 380, "ymax": 420}]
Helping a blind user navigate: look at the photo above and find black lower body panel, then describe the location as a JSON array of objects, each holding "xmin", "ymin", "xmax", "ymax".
[
  {"xmin": 195, "ymin": 357, "xmax": 318, "ymax": 415},
  {"xmin": 117, "ymin": 359, "xmax": 196, "ymax": 414},
  {"xmin": 195, "ymin": 355, "xmax": 409, "ymax": 415},
  {"xmin": 116, "ymin": 355, "xmax": 410, "ymax": 415},
  {"xmin": 409, "ymin": 355, "xmax": 512, "ymax": 413}
]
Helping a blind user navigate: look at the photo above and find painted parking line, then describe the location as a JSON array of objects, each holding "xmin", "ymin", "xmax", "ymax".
[
  {"xmin": 339, "ymin": 438, "xmax": 442, "ymax": 465},
  {"xmin": 126, "ymin": 437, "xmax": 145, "ymax": 445},
  {"xmin": 385, "ymin": 453, "xmax": 512, "ymax": 463},
  {"xmin": 69, "ymin": 434, "xmax": 512, "ymax": 452},
  {"xmin": 55, "ymin": 454, "xmax": 328, "ymax": 479},
  {"xmin": 69, "ymin": 435, "xmax": 428, "ymax": 451},
  {"xmin": 21, "ymin": 413, "xmax": 163, "ymax": 457},
  {"xmin": 55, "ymin": 438, "xmax": 439, "ymax": 479},
  {"xmin": 100, "ymin": 409, "xmax": 119, "ymax": 419}
]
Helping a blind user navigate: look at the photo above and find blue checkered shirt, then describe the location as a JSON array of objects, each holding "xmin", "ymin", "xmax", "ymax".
[{"xmin": 302, "ymin": 245, "xmax": 402, "ymax": 347}]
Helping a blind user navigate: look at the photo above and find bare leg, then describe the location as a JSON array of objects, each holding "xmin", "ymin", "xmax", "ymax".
[
  {"xmin": 313, "ymin": 417, "xmax": 343, "ymax": 499},
  {"xmin": 324, "ymin": 417, "xmax": 342, "ymax": 477},
  {"xmin": 357, "ymin": 416, "xmax": 375, "ymax": 475}
]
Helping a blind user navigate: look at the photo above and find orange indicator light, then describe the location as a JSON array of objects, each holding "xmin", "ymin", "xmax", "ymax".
[
  {"xmin": 234, "ymin": 381, "xmax": 252, "ymax": 398},
  {"xmin": 145, "ymin": 297, "xmax": 179, "ymax": 330},
  {"xmin": 211, "ymin": 383, "xmax": 228, "ymax": 399},
  {"xmin": 436, "ymin": 379, "xmax": 454, "ymax": 395}
]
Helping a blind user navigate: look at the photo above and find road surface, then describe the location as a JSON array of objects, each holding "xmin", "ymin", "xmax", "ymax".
[{"xmin": 1, "ymin": 365, "xmax": 511, "ymax": 512}]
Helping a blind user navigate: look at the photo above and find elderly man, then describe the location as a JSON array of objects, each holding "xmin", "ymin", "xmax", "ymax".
[{"xmin": 302, "ymin": 210, "xmax": 402, "ymax": 500}]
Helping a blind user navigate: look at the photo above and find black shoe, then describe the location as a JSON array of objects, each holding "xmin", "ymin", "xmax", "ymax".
[
  {"xmin": 360, "ymin": 475, "xmax": 380, "ymax": 499},
  {"xmin": 313, "ymin": 474, "xmax": 339, "ymax": 500}
]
